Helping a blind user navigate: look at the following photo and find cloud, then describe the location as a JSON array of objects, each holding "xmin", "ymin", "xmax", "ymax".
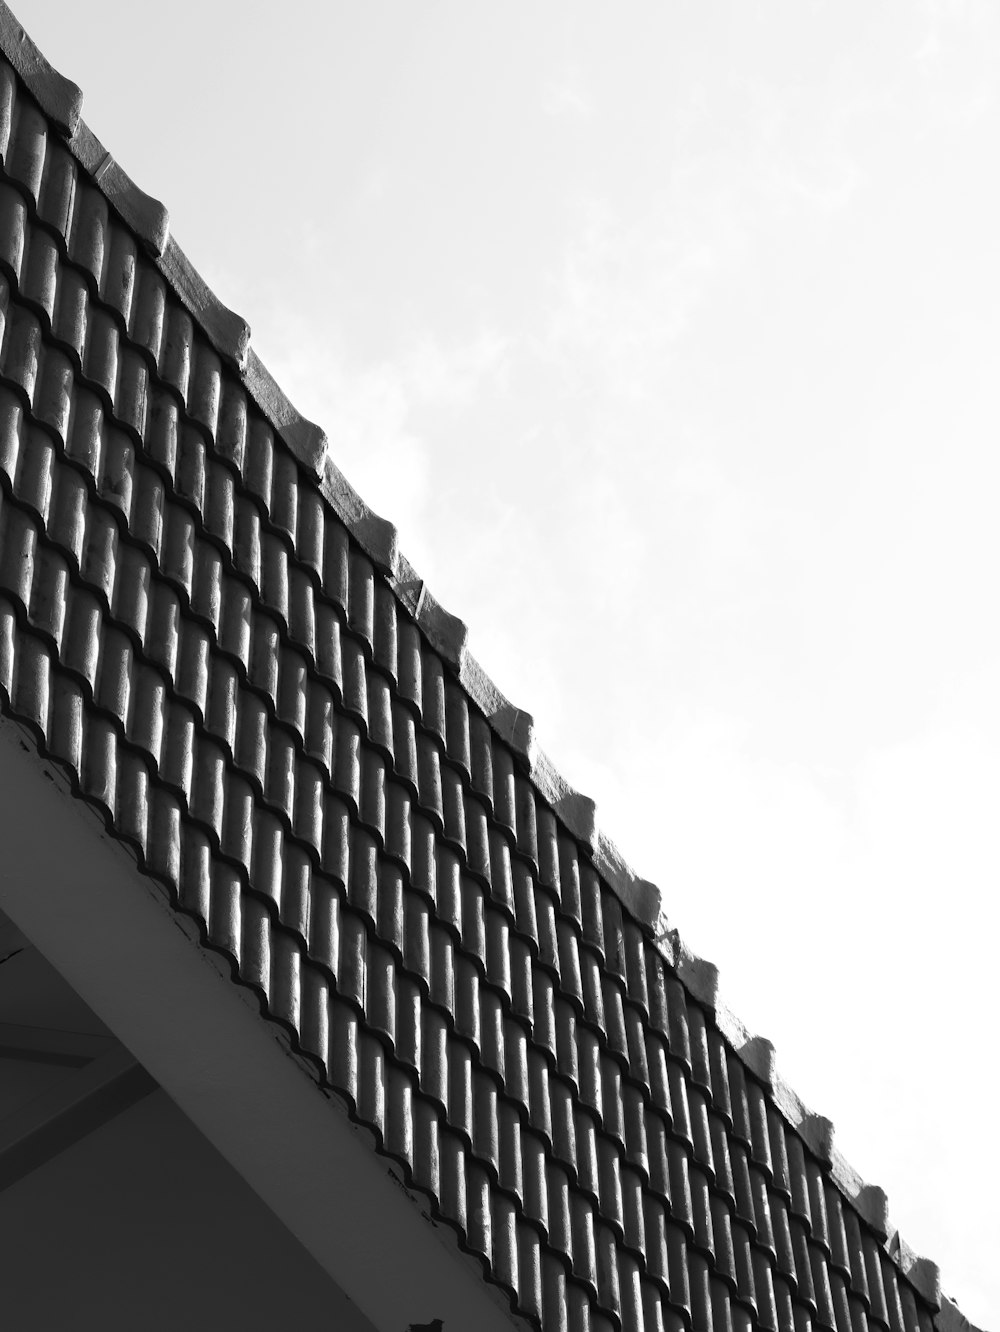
[
  {"xmin": 401, "ymin": 328, "xmax": 511, "ymax": 409},
  {"xmin": 531, "ymin": 60, "xmax": 870, "ymax": 413},
  {"xmin": 534, "ymin": 197, "xmax": 718, "ymax": 406},
  {"xmin": 915, "ymin": 0, "xmax": 992, "ymax": 63},
  {"xmin": 540, "ymin": 65, "xmax": 593, "ymax": 122},
  {"xmin": 909, "ymin": 0, "xmax": 997, "ymax": 131}
]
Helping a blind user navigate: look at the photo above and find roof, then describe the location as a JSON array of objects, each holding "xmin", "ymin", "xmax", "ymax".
[{"xmin": 0, "ymin": 7, "xmax": 985, "ymax": 1331}]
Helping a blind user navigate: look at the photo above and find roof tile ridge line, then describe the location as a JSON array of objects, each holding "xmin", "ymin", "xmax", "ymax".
[
  {"xmin": 454, "ymin": 656, "xmax": 659, "ymax": 931},
  {"xmin": 650, "ymin": 900, "xmax": 944, "ymax": 1312},
  {"xmin": 158, "ymin": 237, "xmax": 251, "ymax": 371},
  {"xmin": 458, "ymin": 651, "xmax": 536, "ymax": 771},
  {"xmin": 706, "ymin": 999, "xmax": 943, "ymax": 1312},
  {"xmin": 390, "ymin": 552, "xmax": 468, "ymax": 670},
  {"xmin": 593, "ymin": 825, "xmax": 664, "ymax": 940},
  {"xmin": 530, "ymin": 746, "xmax": 665, "ymax": 938},
  {"xmin": 0, "ymin": 3, "xmax": 82, "ymax": 138},
  {"xmin": 318, "ymin": 450, "xmax": 398, "ymax": 579},
  {"xmin": 826, "ymin": 1129, "xmax": 941, "ymax": 1310},
  {"xmin": 709, "ymin": 988, "xmax": 943, "ymax": 1311},
  {"xmin": 434, "ymin": 649, "xmax": 668, "ymax": 940},
  {"xmin": 450, "ymin": 653, "xmax": 667, "ymax": 944},
  {"xmin": 529, "ymin": 746, "xmax": 598, "ymax": 851}
]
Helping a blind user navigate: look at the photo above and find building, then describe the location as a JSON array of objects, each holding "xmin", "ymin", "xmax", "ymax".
[{"xmin": 0, "ymin": 6, "xmax": 984, "ymax": 1330}]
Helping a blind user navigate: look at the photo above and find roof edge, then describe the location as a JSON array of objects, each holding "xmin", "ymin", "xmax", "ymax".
[
  {"xmin": 0, "ymin": 2, "xmax": 82, "ymax": 137},
  {"xmin": 458, "ymin": 653, "xmax": 535, "ymax": 771},
  {"xmin": 245, "ymin": 348, "xmax": 329, "ymax": 483},
  {"xmin": 393, "ymin": 563, "xmax": 469, "ymax": 670},
  {"xmin": 595, "ymin": 832, "xmax": 662, "ymax": 933},
  {"xmin": 320, "ymin": 453, "xmax": 398, "ymax": 573},
  {"xmin": 899, "ymin": 1247, "xmax": 943, "ymax": 1313},
  {"xmin": 160, "ymin": 237, "xmax": 251, "ymax": 368},
  {"xmin": 676, "ymin": 943, "xmax": 721, "ymax": 1010},
  {"xmin": 69, "ymin": 120, "xmax": 170, "ymax": 257}
]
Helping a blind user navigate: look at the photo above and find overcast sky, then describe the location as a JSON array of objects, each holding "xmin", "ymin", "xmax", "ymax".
[{"xmin": 34, "ymin": 2, "xmax": 997, "ymax": 1322}]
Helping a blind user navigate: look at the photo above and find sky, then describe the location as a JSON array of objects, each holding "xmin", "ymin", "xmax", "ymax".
[{"xmin": 31, "ymin": 2, "xmax": 998, "ymax": 1323}]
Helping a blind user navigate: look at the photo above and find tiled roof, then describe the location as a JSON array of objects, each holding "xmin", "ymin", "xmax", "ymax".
[{"xmin": 0, "ymin": 9, "xmax": 981, "ymax": 1331}]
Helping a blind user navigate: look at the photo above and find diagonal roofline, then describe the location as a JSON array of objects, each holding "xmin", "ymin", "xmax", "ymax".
[{"xmin": 0, "ymin": 6, "xmax": 983, "ymax": 1328}]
